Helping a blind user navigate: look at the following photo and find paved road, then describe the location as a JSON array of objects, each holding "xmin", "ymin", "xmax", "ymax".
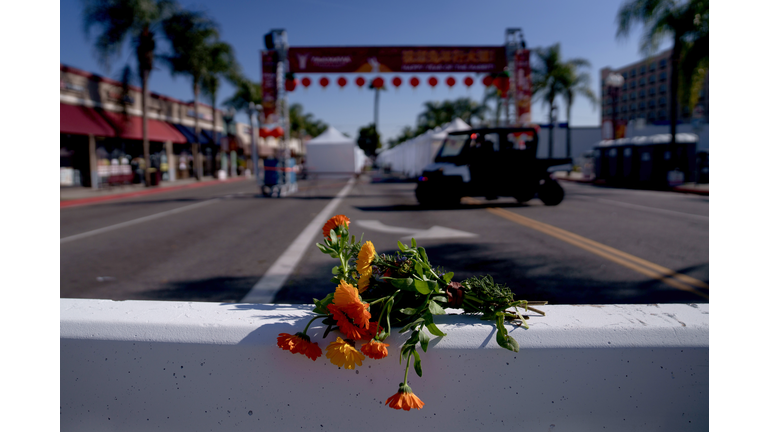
[{"xmin": 61, "ymin": 176, "xmax": 708, "ymax": 304}]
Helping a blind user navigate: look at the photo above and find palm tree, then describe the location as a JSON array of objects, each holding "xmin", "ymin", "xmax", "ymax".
[
  {"xmin": 83, "ymin": 0, "xmax": 177, "ymax": 186},
  {"xmin": 223, "ymin": 78, "xmax": 262, "ymax": 168},
  {"xmin": 482, "ymin": 87, "xmax": 503, "ymax": 127},
  {"xmin": 531, "ymin": 43, "xmax": 569, "ymax": 158},
  {"xmin": 201, "ymin": 41, "xmax": 239, "ymax": 175},
  {"xmin": 161, "ymin": 9, "xmax": 219, "ymax": 179},
  {"xmin": 560, "ymin": 60, "xmax": 598, "ymax": 163},
  {"xmin": 616, "ymin": 0, "xmax": 709, "ymax": 168}
]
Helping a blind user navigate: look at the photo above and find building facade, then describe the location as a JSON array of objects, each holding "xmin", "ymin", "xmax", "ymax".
[
  {"xmin": 599, "ymin": 49, "xmax": 709, "ymax": 127},
  {"xmin": 60, "ymin": 64, "xmax": 303, "ymax": 188}
]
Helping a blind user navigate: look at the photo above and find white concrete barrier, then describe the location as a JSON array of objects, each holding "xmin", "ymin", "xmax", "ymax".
[{"xmin": 61, "ymin": 299, "xmax": 708, "ymax": 431}]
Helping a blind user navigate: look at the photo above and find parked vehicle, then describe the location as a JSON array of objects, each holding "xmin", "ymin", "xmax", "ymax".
[{"xmin": 415, "ymin": 127, "xmax": 570, "ymax": 207}]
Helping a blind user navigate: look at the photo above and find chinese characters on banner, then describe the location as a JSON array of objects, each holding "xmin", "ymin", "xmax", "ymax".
[
  {"xmin": 261, "ymin": 51, "xmax": 278, "ymax": 124},
  {"xmin": 514, "ymin": 50, "xmax": 532, "ymax": 125},
  {"xmin": 288, "ymin": 46, "xmax": 507, "ymax": 73}
]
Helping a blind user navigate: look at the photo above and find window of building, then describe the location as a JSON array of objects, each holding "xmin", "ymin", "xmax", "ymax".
[
  {"xmin": 640, "ymin": 77, "xmax": 646, "ymax": 86},
  {"xmin": 622, "ymin": 83, "xmax": 627, "ymax": 91},
  {"xmin": 648, "ymin": 99, "xmax": 656, "ymax": 108},
  {"xmin": 639, "ymin": 101, "xmax": 646, "ymax": 109},
  {"xmin": 622, "ymin": 94, "xmax": 627, "ymax": 101},
  {"xmin": 630, "ymin": 81, "xmax": 636, "ymax": 89},
  {"xmin": 631, "ymin": 69, "xmax": 636, "ymax": 77},
  {"xmin": 640, "ymin": 65, "xmax": 646, "ymax": 75},
  {"xmin": 630, "ymin": 103, "xmax": 636, "ymax": 111},
  {"xmin": 660, "ymin": 71, "xmax": 667, "ymax": 81},
  {"xmin": 639, "ymin": 89, "xmax": 645, "ymax": 98},
  {"xmin": 659, "ymin": 110, "xmax": 667, "ymax": 119},
  {"xmin": 659, "ymin": 97, "xmax": 666, "ymax": 106},
  {"xmin": 622, "ymin": 105, "xmax": 627, "ymax": 112},
  {"xmin": 630, "ymin": 91, "xmax": 636, "ymax": 100},
  {"xmin": 649, "ymin": 75, "xmax": 656, "ymax": 84},
  {"xmin": 649, "ymin": 62, "xmax": 656, "ymax": 71},
  {"xmin": 648, "ymin": 111, "xmax": 655, "ymax": 119},
  {"xmin": 601, "ymin": 79, "xmax": 605, "ymax": 87},
  {"xmin": 659, "ymin": 59, "xmax": 667, "ymax": 68},
  {"xmin": 649, "ymin": 87, "xmax": 656, "ymax": 96},
  {"xmin": 659, "ymin": 84, "xmax": 666, "ymax": 93},
  {"xmin": 622, "ymin": 72, "xmax": 628, "ymax": 80}
]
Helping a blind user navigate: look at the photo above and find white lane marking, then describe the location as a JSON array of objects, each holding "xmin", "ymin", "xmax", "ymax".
[
  {"xmin": 60, "ymin": 199, "xmax": 219, "ymax": 244},
  {"xmin": 356, "ymin": 220, "xmax": 477, "ymax": 240},
  {"xmin": 241, "ymin": 178, "xmax": 356, "ymax": 304},
  {"xmin": 595, "ymin": 198, "xmax": 709, "ymax": 222}
]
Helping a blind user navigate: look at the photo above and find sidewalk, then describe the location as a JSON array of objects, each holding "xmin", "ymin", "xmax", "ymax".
[
  {"xmin": 552, "ymin": 171, "xmax": 709, "ymax": 196},
  {"xmin": 61, "ymin": 175, "xmax": 250, "ymax": 208}
]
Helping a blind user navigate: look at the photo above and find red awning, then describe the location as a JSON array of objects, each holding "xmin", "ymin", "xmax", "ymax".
[
  {"xmin": 60, "ymin": 103, "xmax": 116, "ymax": 137},
  {"xmin": 101, "ymin": 111, "xmax": 187, "ymax": 144}
]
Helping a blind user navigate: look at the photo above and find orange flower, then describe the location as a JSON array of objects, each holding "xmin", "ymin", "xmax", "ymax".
[
  {"xmin": 356, "ymin": 241, "xmax": 376, "ymax": 293},
  {"xmin": 330, "ymin": 281, "xmax": 371, "ymax": 332},
  {"xmin": 276, "ymin": 332, "xmax": 322, "ymax": 361},
  {"xmin": 325, "ymin": 337, "xmax": 365, "ymax": 369},
  {"xmin": 385, "ymin": 384, "xmax": 425, "ymax": 411},
  {"xmin": 361, "ymin": 340, "xmax": 390, "ymax": 359},
  {"xmin": 327, "ymin": 304, "xmax": 369, "ymax": 340},
  {"xmin": 322, "ymin": 215, "xmax": 350, "ymax": 238},
  {"xmin": 333, "ymin": 280, "xmax": 359, "ymax": 308}
]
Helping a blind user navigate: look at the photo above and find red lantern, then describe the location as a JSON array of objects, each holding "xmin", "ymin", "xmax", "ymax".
[
  {"xmin": 410, "ymin": 77, "xmax": 420, "ymax": 88},
  {"xmin": 446, "ymin": 76, "xmax": 456, "ymax": 88},
  {"xmin": 273, "ymin": 126, "xmax": 284, "ymax": 137},
  {"xmin": 301, "ymin": 77, "xmax": 311, "ymax": 88},
  {"xmin": 337, "ymin": 77, "xmax": 347, "ymax": 88},
  {"xmin": 319, "ymin": 77, "xmax": 330, "ymax": 88},
  {"xmin": 392, "ymin": 76, "xmax": 402, "ymax": 88},
  {"xmin": 285, "ymin": 79, "xmax": 297, "ymax": 92},
  {"xmin": 482, "ymin": 75, "xmax": 493, "ymax": 87},
  {"xmin": 372, "ymin": 77, "xmax": 384, "ymax": 88},
  {"xmin": 494, "ymin": 76, "xmax": 510, "ymax": 94},
  {"xmin": 428, "ymin": 76, "xmax": 438, "ymax": 87},
  {"xmin": 355, "ymin": 76, "xmax": 366, "ymax": 88},
  {"xmin": 464, "ymin": 76, "xmax": 474, "ymax": 87}
]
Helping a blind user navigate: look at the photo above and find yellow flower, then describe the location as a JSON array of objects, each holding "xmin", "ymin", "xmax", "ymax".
[
  {"xmin": 356, "ymin": 241, "xmax": 376, "ymax": 293},
  {"xmin": 325, "ymin": 337, "xmax": 365, "ymax": 369}
]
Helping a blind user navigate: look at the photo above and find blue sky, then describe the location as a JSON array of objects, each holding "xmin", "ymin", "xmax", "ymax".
[{"xmin": 60, "ymin": 0, "xmax": 670, "ymax": 143}]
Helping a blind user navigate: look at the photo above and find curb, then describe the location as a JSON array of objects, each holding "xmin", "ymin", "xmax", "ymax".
[
  {"xmin": 556, "ymin": 176, "xmax": 709, "ymax": 196},
  {"xmin": 60, "ymin": 176, "xmax": 249, "ymax": 209}
]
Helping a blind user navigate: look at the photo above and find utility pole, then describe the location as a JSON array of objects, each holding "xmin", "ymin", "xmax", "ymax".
[{"xmin": 505, "ymin": 28, "xmax": 524, "ymax": 126}]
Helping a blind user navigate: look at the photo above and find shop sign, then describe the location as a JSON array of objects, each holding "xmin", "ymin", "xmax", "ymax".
[
  {"xmin": 186, "ymin": 110, "xmax": 212, "ymax": 121},
  {"xmin": 261, "ymin": 50, "xmax": 279, "ymax": 124},
  {"xmin": 514, "ymin": 50, "xmax": 532, "ymax": 124},
  {"xmin": 288, "ymin": 46, "xmax": 507, "ymax": 73}
]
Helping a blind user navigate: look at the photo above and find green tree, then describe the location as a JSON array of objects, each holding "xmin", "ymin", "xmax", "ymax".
[
  {"xmin": 616, "ymin": 0, "xmax": 709, "ymax": 166},
  {"xmin": 82, "ymin": 0, "xmax": 177, "ymax": 186},
  {"xmin": 531, "ymin": 43, "xmax": 569, "ymax": 158},
  {"xmin": 560, "ymin": 60, "xmax": 598, "ymax": 162},
  {"xmin": 357, "ymin": 123, "xmax": 381, "ymax": 157},
  {"xmin": 288, "ymin": 103, "xmax": 328, "ymax": 139},
  {"xmin": 200, "ymin": 41, "xmax": 239, "ymax": 171},
  {"xmin": 161, "ymin": 8, "xmax": 219, "ymax": 179},
  {"xmin": 223, "ymin": 77, "xmax": 262, "ymax": 159}
]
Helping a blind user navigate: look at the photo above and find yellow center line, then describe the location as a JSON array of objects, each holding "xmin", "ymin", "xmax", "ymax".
[{"xmin": 465, "ymin": 198, "xmax": 708, "ymax": 299}]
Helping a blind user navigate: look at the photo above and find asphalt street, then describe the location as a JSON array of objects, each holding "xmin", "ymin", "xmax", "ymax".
[{"xmin": 61, "ymin": 176, "xmax": 709, "ymax": 304}]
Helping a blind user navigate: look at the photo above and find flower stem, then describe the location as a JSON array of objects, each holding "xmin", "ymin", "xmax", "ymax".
[
  {"xmin": 302, "ymin": 314, "xmax": 327, "ymax": 334},
  {"xmin": 403, "ymin": 351, "xmax": 412, "ymax": 386}
]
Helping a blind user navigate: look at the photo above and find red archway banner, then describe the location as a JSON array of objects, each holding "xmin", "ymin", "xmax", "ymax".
[{"xmin": 288, "ymin": 46, "xmax": 506, "ymax": 73}]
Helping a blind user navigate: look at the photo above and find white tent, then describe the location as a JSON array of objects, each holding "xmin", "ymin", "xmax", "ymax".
[
  {"xmin": 305, "ymin": 126, "xmax": 366, "ymax": 175},
  {"xmin": 378, "ymin": 118, "xmax": 471, "ymax": 178}
]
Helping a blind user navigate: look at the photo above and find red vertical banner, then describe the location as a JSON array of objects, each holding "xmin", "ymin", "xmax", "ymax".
[
  {"xmin": 261, "ymin": 51, "xmax": 278, "ymax": 124},
  {"xmin": 514, "ymin": 50, "xmax": 532, "ymax": 125}
]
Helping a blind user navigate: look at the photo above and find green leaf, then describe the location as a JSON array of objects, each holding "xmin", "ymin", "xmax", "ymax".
[
  {"xmin": 418, "ymin": 247, "xmax": 429, "ymax": 263},
  {"xmin": 443, "ymin": 272, "xmax": 454, "ymax": 283},
  {"xmin": 323, "ymin": 324, "xmax": 334, "ymax": 339},
  {"xmin": 431, "ymin": 296, "xmax": 448, "ymax": 303},
  {"xmin": 427, "ymin": 281, "xmax": 440, "ymax": 293},
  {"xmin": 428, "ymin": 300, "xmax": 446, "ymax": 315},
  {"xmin": 400, "ymin": 308, "xmax": 418, "ymax": 315},
  {"xmin": 413, "ymin": 350, "xmax": 423, "ymax": 377},
  {"xmin": 414, "ymin": 262, "xmax": 424, "ymax": 278},
  {"xmin": 391, "ymin": 278, "xmax": 415, "ymax": 291},
  {"xmin": 425, "ymin": 318, "xmax": 447, "ymax": 337},
  {"xmin": 413, "ymin": 279, "xmax": 431, "ymax": 295},
  {"xmin": 418, "ymin": 329, "xmax": 430, "ymax": 352},
  {"xmin": 411, "ymin": 238, "xmax": 417, "ymax": 248},
  {"xmin": 329, "ymin": 229, "xmax": 338, "ymax": 244},
  {"xmin": 331, "ymin": 266, "xmax": 340, "ymax": 275},
  {"xmin": 397, "ymin": 241, "xmax": 407, "ymax": 252},
  {"xmin": 312, "ymin": 293, "xmax": 334, "ymax": 314}
]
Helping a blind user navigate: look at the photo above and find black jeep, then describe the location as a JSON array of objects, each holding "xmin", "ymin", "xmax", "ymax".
[{"xmin": 415, "ymin": 127, "xmax": 570, "ymax": 207}]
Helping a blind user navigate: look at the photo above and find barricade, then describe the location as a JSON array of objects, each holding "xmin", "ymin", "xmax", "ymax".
[{"xmin": 61, "ymin": 299, "xmax": 708, "ymax": 431}]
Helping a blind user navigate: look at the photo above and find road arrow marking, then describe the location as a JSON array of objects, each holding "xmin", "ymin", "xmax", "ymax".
[{"xmin": 356, "ymin": 220, "xmax": 477, "ymax": 240}]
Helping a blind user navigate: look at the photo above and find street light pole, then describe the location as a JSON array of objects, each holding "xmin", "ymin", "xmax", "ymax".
[
  {"xmin": 249, "ymin": 102, "xmax": 262, "ymax": 184},
  {"xmin": 606, "ymin": 73, "xmax": 625, "ymax": 140}
]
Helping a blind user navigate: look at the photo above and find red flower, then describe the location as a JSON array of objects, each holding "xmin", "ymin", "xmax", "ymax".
[
  {"xmin": 386, "ymin": 383, "xmax": 425, "ymax": 411},
  {"xmin": 276, "ymin": 332, "xmax": 322, "ymax": 361},
  {"xmin": 361, "ymin": 340, "xmax": 390, "ymax": 359},
  {"xmin": 322, "ymin": 215, "xmax": 350, "ymax": 238}
]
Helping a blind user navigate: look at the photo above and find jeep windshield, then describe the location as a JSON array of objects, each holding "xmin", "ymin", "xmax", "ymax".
[{"xmin": 435, "ymin": 134, "xmax": 469, "ymax": 162}]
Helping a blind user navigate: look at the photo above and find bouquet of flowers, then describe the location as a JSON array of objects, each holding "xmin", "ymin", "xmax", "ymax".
[{"xmin": 276, "ymin": 215, "xmax": 543, "ymax": 411}]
